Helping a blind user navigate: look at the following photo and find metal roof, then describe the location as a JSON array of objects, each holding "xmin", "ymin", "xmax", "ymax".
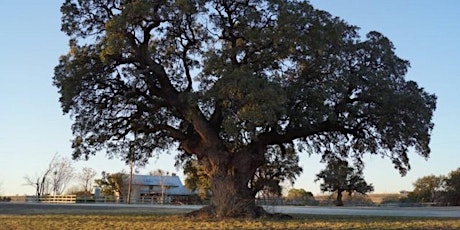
[
  {"xmin": 132, "ymin": 175, "xmax": 193, "ymax": 196},
  {"xmin": 132, "ymin": 175, "xmax": 184, "ymax": 187}
]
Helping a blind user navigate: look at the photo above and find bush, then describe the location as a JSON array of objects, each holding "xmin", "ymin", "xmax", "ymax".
[
  {"xmin": 380, "ymin": 194, "xmax": 402, "ymax": 204},
  {"xmin": 1, "ymin": 197, "xmax": 11, "ymax": 202},
  {"xmin": 319, "ymin": 193, "xmax": 374, "ymax": 206},
  {"xmin": 343, "ymin": 193, "xmax": 374, "ymax": 206}
]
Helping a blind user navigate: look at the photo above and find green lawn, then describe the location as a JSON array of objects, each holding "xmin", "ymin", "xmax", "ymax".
[{"xmin": 1, "ymin": 214, "xmax": 459, "ymax": 230}]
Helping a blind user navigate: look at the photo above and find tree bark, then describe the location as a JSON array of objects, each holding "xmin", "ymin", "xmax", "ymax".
[
  {"xmin": 336, "ymin": 190, "xmax": 344, "ymax": 206},
  {"xmin": 209, "ymin": 173, "xmax": 259, "ymax": 218},
  {"xmin": 187, "ymin": 148, "xmax": 268, "ymax": 218}
]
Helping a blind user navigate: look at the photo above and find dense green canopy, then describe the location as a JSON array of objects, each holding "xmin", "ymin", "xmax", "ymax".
[{"xmin": 54, "ymin": 0, "xmax": 436, "ymax": 217}]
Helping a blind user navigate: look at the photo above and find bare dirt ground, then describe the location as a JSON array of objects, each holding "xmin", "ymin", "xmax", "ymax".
[{"xmin": 1, "ymin": 203, "xmax": 459, "ymax": 218}]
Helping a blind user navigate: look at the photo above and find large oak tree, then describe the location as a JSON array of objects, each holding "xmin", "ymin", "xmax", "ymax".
[{"xmin": 54, "ymin": 0, "xmax": 436, "ymax": 218}]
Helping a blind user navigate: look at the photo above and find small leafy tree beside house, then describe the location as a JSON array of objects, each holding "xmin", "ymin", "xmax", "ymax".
[
  {"xmin": 94, "ymin": 171, "xmax": 127, "ymax": 199},
  {"xmin": 315, "ymin": 158, "xmax": 374, "ymax": 206}
]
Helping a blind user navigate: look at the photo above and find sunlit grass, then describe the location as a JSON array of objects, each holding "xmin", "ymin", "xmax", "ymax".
[{"xmin": 1, "ymin": 214, "xmax": 459, "ymax": 230}]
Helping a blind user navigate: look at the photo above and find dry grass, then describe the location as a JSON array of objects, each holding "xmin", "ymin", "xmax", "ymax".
[{"xmin": 1, "ymin": 214, "xmax": 459, "ymax": 230}]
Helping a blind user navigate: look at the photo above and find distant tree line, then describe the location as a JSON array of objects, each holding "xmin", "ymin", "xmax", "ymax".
[
  {"xmin": 405, "ymin": 168, "xmax": 460, "ymax": 206},
  {"xmin": 20, "ymin": 152, "xmax": 458, "ymax": 208}
]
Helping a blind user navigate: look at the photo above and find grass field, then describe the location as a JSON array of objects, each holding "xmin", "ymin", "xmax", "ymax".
[{"xmin": 1, "ymin": 214, "xmax": 459, "ymax": 230}]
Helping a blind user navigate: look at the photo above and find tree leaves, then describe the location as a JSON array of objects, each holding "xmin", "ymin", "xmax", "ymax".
[
  {"xmin": 315, "ymin": 158, "xmax": 374, "ymax": 198},
  {"xmin": 55, "ymin": 0, "xmax": 436, "ymax": 183}
]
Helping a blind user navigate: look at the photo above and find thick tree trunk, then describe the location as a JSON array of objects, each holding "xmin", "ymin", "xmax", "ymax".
[
  {"xmin": 209, "ymin": 173, "xmax": 262, "ymax": 218},
  {"xmin": 335, "ymin": 190, "xmax": 344, "ymax": 206},
  {"xmin": 186, "ymin": 149, "xmax": 269, "ymax": 218}
]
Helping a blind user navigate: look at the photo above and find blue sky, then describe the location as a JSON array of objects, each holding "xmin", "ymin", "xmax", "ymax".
[{"xmin": 0, "ymin": 1, "xmax": 458, "ymax": 196}]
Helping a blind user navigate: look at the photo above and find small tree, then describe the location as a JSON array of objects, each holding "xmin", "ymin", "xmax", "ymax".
[
  {"xmin": 442, "ymin": 168, "xmax": 460, "ymax": 205},
  {"xmin": 94, "ymin": 171, "xmax": 127, "ymax": 198},
  {"xmin": 286, "ymin": 188, "xmax": 313, "ymax": 200},
  {"xmin": 315, "ymin": 159, "xmax": 374, "ymax": 206},
  {"xmin": 79, "ymin": 167, "xmax": 97, "ymax": 193},
  {"xmin": 24, "ymin": 154, "xmax": 59, "ymax": 197},
  {"xmin": 24, "ymin": 175, "xmax": 48, "ymax": 197},
  {"xmin": 49, "ymin": 156, "xmax": 75, "ymax": 195},
  {"xmin": 285, "ymin": 188, "xmax": 315, "ymax": 205},
  {"xmin": 408, "ymin": 175, "xmax": 445, "ymax": 203}
]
